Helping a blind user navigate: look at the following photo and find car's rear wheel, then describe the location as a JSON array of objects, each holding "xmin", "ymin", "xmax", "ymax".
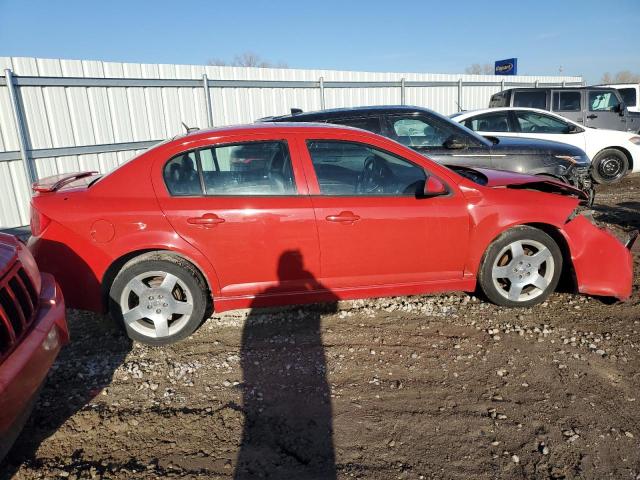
[
  {"xmin": 591, "ymin": 149, "xmax": 628, "ymax": 184},
  {"xmin": 109, "ymin": 253, "xmax": 208, "ymax": 345},
  {"xmin": 479, "ymin": 226, "xmax": 562, "ymax": 308}
]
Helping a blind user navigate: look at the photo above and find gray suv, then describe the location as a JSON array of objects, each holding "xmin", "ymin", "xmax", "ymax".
[{"xmin": 489, "ymin": 87, "xmax": 640, "ymax": 133}]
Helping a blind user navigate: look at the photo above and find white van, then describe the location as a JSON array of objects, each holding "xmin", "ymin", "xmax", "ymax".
[{"xmin": 601, "ymin": 84, "xmax": 640, "ymax": 113}]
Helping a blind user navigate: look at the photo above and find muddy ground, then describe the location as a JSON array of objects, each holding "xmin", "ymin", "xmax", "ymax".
[{"xmin": 2, "ymin": 176, "xmax": 640, "ymax": 480}]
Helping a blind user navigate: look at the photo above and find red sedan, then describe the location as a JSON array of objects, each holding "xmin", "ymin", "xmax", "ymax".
[
  {"xmin": 28, "ymin": 124, "xmax": 633, "ymax": 345},
  {"xmin": 0, "ymin": 233, "xmax": 68, "ymax": 460}
]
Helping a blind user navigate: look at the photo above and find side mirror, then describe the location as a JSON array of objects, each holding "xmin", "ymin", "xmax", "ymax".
[
  {"xmin": 567, "ymin": 124, "xmax": 580, "ymax": 133},
  {"xmin": 443, "ymin": 135, "xmax": 467, "ymax": 150},
  {"xmin": 614, "ymin": 103, "xmax": 625, "ymax": 115},
  {"xmin": 423, "ymin": 176, "xmax": 448, "ymax": 197}
]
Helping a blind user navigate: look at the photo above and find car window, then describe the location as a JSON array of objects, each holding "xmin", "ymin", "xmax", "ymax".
[
  {"xmin": 588, "ymin": 91, "xmax": 620, "ymax": 111},
  {"xmin": 618, "ymin": 87, "xmax": 637, "ymax": 107},
  {"xmin": 552, "ymin": 91, "xmax": 581, "ymax": 111},
  {"xmin": 163, "ymin": 141, "xmax": 296, "ymax": 196},
  {"xmin": 462, "ymin": 112, "xmax": 511, "ymax": 132},
  {"xmin": 512, "ymin": 91, "xmax": 547, "ymax": 109},
  {"xmin": 328, "ymin": 117, "xmax": 381, "ymax": 134},
  {"xmin": 515, "ymin": 111, "xmax": 570, "ymax": 134},
  {"xmin": 390, "ymin": 116, "xmax": 458, "ymax": 147},
  {"xmin": 306, "ymin": 140, "xmax": 426, "ymax": 196}
]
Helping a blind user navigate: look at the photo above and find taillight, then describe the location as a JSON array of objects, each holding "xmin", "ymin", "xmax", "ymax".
[{"xmin": 30, "ymin": 206, "xmax": 51, "ymax": 237}]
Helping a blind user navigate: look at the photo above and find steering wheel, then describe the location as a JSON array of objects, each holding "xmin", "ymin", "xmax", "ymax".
[{"xmin": 357, "ymin": 155, "xmax": 395, "ymax": 194}]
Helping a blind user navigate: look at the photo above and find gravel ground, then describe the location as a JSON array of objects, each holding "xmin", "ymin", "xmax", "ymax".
[{"xmin": 2, "ymin": 175, "xmax": 639, "ymax": 480}]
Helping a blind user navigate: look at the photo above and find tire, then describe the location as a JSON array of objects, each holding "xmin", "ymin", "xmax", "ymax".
[
  {"xmin": 109, "ymin": 253, "xmax": 208, "ymax": 345},
  {"xmin": 478, "ymin": 226, "xmax": 562, "ymax": 308},
  {"xmin": 591, "ymin": 149, "xmax": 629, "ymax": 184}
]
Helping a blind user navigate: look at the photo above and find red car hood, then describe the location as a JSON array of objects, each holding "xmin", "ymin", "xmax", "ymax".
[{"xmin": 465, "ymin": 167, "xmax": 588, "ymax": 200}]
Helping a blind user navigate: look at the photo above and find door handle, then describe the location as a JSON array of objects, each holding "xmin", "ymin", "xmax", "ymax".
[
  {"xmin": 587, "ymin": 114, "xmax": 597, "ymax": 119},
  {"xmin": 326, "ymin": 211, "xmax": 360, "ymax": 223},
  {"xmin": 187, "ymin": 213, "xmax": 225, "ymax": 227}
]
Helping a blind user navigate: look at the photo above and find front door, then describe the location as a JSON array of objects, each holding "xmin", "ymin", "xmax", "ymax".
[
  {"xmin": 385, "ymin": 113, "xmax": 494, "ymax": 169},
  {"xmin": 297, "ymin": 137, "xmax": 469, "ymax": 289},
  {"xmin": 155, "ymin": 136, "xmax": 320, "ymax": 299},
  {"xmin": 585, "ymin": 90, "xmax": 628, "ymax": 131}
]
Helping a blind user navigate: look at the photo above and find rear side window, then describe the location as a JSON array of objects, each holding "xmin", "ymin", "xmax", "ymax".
[
  {"xmin": 618, "ymin": 87, "xmax": 637, "ymax": 107},
  {"xmin": 463, "ymin": 112, "xmax": 511, "ymax": 132},
  {"xmin": 306, "ymin": 140, "xmax": 426, "ymax": 196},
  {"xmin": 513, "ymin": 91, "xmax": 547, "ymax": 109},
  {"xmin": 515, "ymin": 111, "xmax": 570, "ymax": 134},
  {"xmin": 163, "ymin": 141, "xmax": 296, "ymax": 196},
  {"xmin": 588, "ymin": 91, "xmax": 620, "ymax": 111},
  {"xmin": 328, "ymin": 117, "xmax": 381, "ymax": 134},
  {"xmin": 489, "ymin": 91, "xmax": 509, "ymax": 107},
  {"xmin": 552, "ymin": 91, "xmax": 581, "ymax": 111}
]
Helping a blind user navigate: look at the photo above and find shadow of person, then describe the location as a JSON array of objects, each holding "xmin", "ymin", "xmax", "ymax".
[{"xmin": 234, "ymin": 250, "xmax": 338, "ymax": 479}]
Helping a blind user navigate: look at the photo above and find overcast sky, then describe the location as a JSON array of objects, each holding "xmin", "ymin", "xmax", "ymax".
[{"xmin": 1, "ymin": 0, "xmax": 638, "ymax": 83}]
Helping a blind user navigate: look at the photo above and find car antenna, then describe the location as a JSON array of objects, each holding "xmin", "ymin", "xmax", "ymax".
[
  {"xmin": 455, "ymin": 100, "xmax": 464, "ymax": 112},
  {"xmin": 181, "ymin": 121, "xmax": 200, "ymax": 134}
]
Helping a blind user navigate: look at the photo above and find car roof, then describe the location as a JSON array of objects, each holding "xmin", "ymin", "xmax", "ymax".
[
  {"xmin": 260, "ymin": 105, "xmax": 432, "ymax": 122},
  {"xmin": 452, "ymin": 107, "xmax": 584, "ymax": 125},
  {"xmin": 497, "ymin": 86, "xmax": 617, "ymax": 93},
  {"xmin": 178, "ymin": 121, "xmax": 364, "ymax": 139}
]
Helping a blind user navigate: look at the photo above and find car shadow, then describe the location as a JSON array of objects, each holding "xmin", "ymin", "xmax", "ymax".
[
  {"xmin": 590, "ymin": 201, "xmax": 640, "ymax": 230},
  {"xmin": 234, "ymin": 250, "xmax": 338, "ymax": 479},
  {"xmin": 0, "ymin": 245, "xmax": 132, "ymax": 479}
]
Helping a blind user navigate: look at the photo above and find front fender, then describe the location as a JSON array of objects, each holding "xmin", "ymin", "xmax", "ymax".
[{"xmin": 560, "ymin": 215, "xmax": 633, "ymax": 300}]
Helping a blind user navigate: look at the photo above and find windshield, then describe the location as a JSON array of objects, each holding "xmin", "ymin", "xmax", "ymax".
[{"xmin": 424, "ymin": 109, "xmax": 493, "ymax": 147}]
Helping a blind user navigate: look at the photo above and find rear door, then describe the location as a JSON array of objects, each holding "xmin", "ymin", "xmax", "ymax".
[
  {"xmin": 550, "ymin": 90, "xmax": 583, "ymax": 123},
  {"xmin": 585, "ymin": 89, "xmax": 627, "ymax": 130},
  {"xmin": 154, "ymin": 134, "xmax": 320, "ymax": 299},
  {"xmin": 295, "ymin": 134, "xmax": 470, "ymax": 289}
]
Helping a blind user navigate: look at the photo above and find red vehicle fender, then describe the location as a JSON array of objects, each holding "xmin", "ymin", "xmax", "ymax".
[{"xmin": 560, "ymin": 215, "xmax": 633, "ymax": 300}]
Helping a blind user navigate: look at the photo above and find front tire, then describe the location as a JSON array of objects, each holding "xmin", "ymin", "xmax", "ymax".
[
  {"xmin": 478, "ymin": 226, "xmax": 562, "ymax": 308},
  {"xmin": 109, "ymin": 253, "xmax": 208, "ymax": 345},
  {"xmin": 591, "ymin": 149, "xmax": 628, "ymax": 184}
]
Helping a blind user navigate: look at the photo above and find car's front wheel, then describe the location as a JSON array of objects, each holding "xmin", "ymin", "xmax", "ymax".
[
  {"xmin": 109, "ymin": 253, "xmax": 208, "ymax": 345},
  {"xmin": 591, "ymin": 149, "xmax": 629, "ymax": 184},
  {"xmin": 478, "ymin": 226, "xmax": 562, "ymax": 308}
]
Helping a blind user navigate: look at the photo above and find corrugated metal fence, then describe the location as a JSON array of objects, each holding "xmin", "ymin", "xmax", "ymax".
[{"xmin": 0, "ymin": 56, "xmax": 583, "ymax": 228}]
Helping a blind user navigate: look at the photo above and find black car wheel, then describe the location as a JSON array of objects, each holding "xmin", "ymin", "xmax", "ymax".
[{"xmin": 591, "ymin": 149, "xmax": 629, "ymax": 184}]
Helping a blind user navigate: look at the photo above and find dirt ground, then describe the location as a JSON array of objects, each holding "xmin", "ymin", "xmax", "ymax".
[{"xmin": 2, "ymin": 176, "xmax": 639, "ymax": 480}]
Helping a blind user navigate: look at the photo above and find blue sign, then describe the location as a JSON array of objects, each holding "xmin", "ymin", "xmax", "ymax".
[{"xmin": 495, "ymin": 58, "xmax": 518, "ymax": 76}]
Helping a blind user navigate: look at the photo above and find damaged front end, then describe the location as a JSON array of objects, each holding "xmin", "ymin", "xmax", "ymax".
[{"xmin": 561, "ymin": 214, "xmax": 635, "ymax": 301}]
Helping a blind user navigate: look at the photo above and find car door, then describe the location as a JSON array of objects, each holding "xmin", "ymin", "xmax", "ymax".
[
  {"xmin": 585, "ymin": 90, "xmax": 628, "ymax": 131},
  {"xmin": 385, "ymin": 113, "xmax": 494, "ymax": 168},
  {"xmin": 550, "ymin": 90, "xmax": 583, "ymax": 123},
  {"xmin": 460, "ymin": 111, "xmax": 517, "ymax": 138},
  {"xmin": 295, "ymin": 135, "xmax": 470, "ymax": 289},
  {"xmin": 512, "ymin": 110, "xmax": 587, "ymax": 152},
  {"xmin": 154, "ymin": 134, "xmax": 320, "ymax": 299}
]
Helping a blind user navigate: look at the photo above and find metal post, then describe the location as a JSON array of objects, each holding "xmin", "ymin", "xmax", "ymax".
[
  {"xmin": 400, "ymin": 78, "xmax": 406, "ymax": 105},
  {"xmin": 535, "ymin": 80, "xmax": 539, "ymax": 88},
  {"xmin": 501, "ymin": 79, "xmax": 505, "ymax": 92},
  {"xmin": 202, "ymin": 74, "xmax": 214, "ymax": 128},
  {"xmin": 319, "ymin": 76, "xmax": 325, "ymax": 109},
  {"xmin": 457, "ymin": 78, "xmax": 463, "ymax": 112},
  {"xmin": 4, "ymin": 69, "xmax": 36, "ymax": 184},
  {"xmin": 562, "ymin": 80, "xmax": 566, "ymax": 88}
]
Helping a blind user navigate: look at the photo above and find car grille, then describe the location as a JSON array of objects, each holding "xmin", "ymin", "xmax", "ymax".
[{"xmin": 0, "ymin": 263, "xmax": 39, "ymax": 359}]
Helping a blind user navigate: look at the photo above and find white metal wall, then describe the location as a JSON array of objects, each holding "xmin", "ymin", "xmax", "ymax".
[{"xmin": 0, "ymin": 56, "xmax": 582, "ymax": 228}]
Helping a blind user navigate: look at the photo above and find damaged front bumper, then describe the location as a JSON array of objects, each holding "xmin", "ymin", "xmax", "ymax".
[
  {"xmin": 562, "ymin": 215, "xmax": 634, "ymax": 301},
  {"xmin": 562, "ymin": 165, "xmax": 594, "ymax": 205}
]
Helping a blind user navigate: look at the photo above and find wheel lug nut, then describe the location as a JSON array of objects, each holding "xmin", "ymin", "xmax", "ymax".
[
  {"xmin": 156, "ymin": 309, "xmax": 161, "ymax": 314},
  {"xmin": 149, "ymin": 296, "xmax": 154, "ymax": 300},
  {"xmin": 147, "ymin": 305, "xmax": 152, "ymax": 309},
  {"xmin": 163, "ymin": 303, "xmax": 168, "ymax": 307}
]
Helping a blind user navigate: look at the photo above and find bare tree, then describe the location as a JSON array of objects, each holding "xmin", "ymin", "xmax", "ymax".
[
  {"xmin": 465, "ymin": 63, "xmax": 494, "ymax": 75},
  {"xmin": 600, "ymin": 70, "xmax": 640, "ymax": 84},
  {"xmin": 208, "ymin": 52, "xmax": 288, "ymax": 68}
]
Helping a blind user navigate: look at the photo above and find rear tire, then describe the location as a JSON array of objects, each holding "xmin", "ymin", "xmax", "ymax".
[
  {"xmin": 478, "ymin": 226, "xmax": 562, "ymax": 308},
  {"xmin": 591, "ymin": 149, "xmax": 628, "ymax": 184},
  {"xmin": 109, "ymin": 253, "xmax": 208, "ymax": 345}
]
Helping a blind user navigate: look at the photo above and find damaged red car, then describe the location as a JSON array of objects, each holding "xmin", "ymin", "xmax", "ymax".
[
  {"xmin": 0, "ymin": 233, "xmax": 68, "ymax": 460},
  {"xmin": 27, "ymin": 124, "xmax": 634, "ymax": 345}
]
